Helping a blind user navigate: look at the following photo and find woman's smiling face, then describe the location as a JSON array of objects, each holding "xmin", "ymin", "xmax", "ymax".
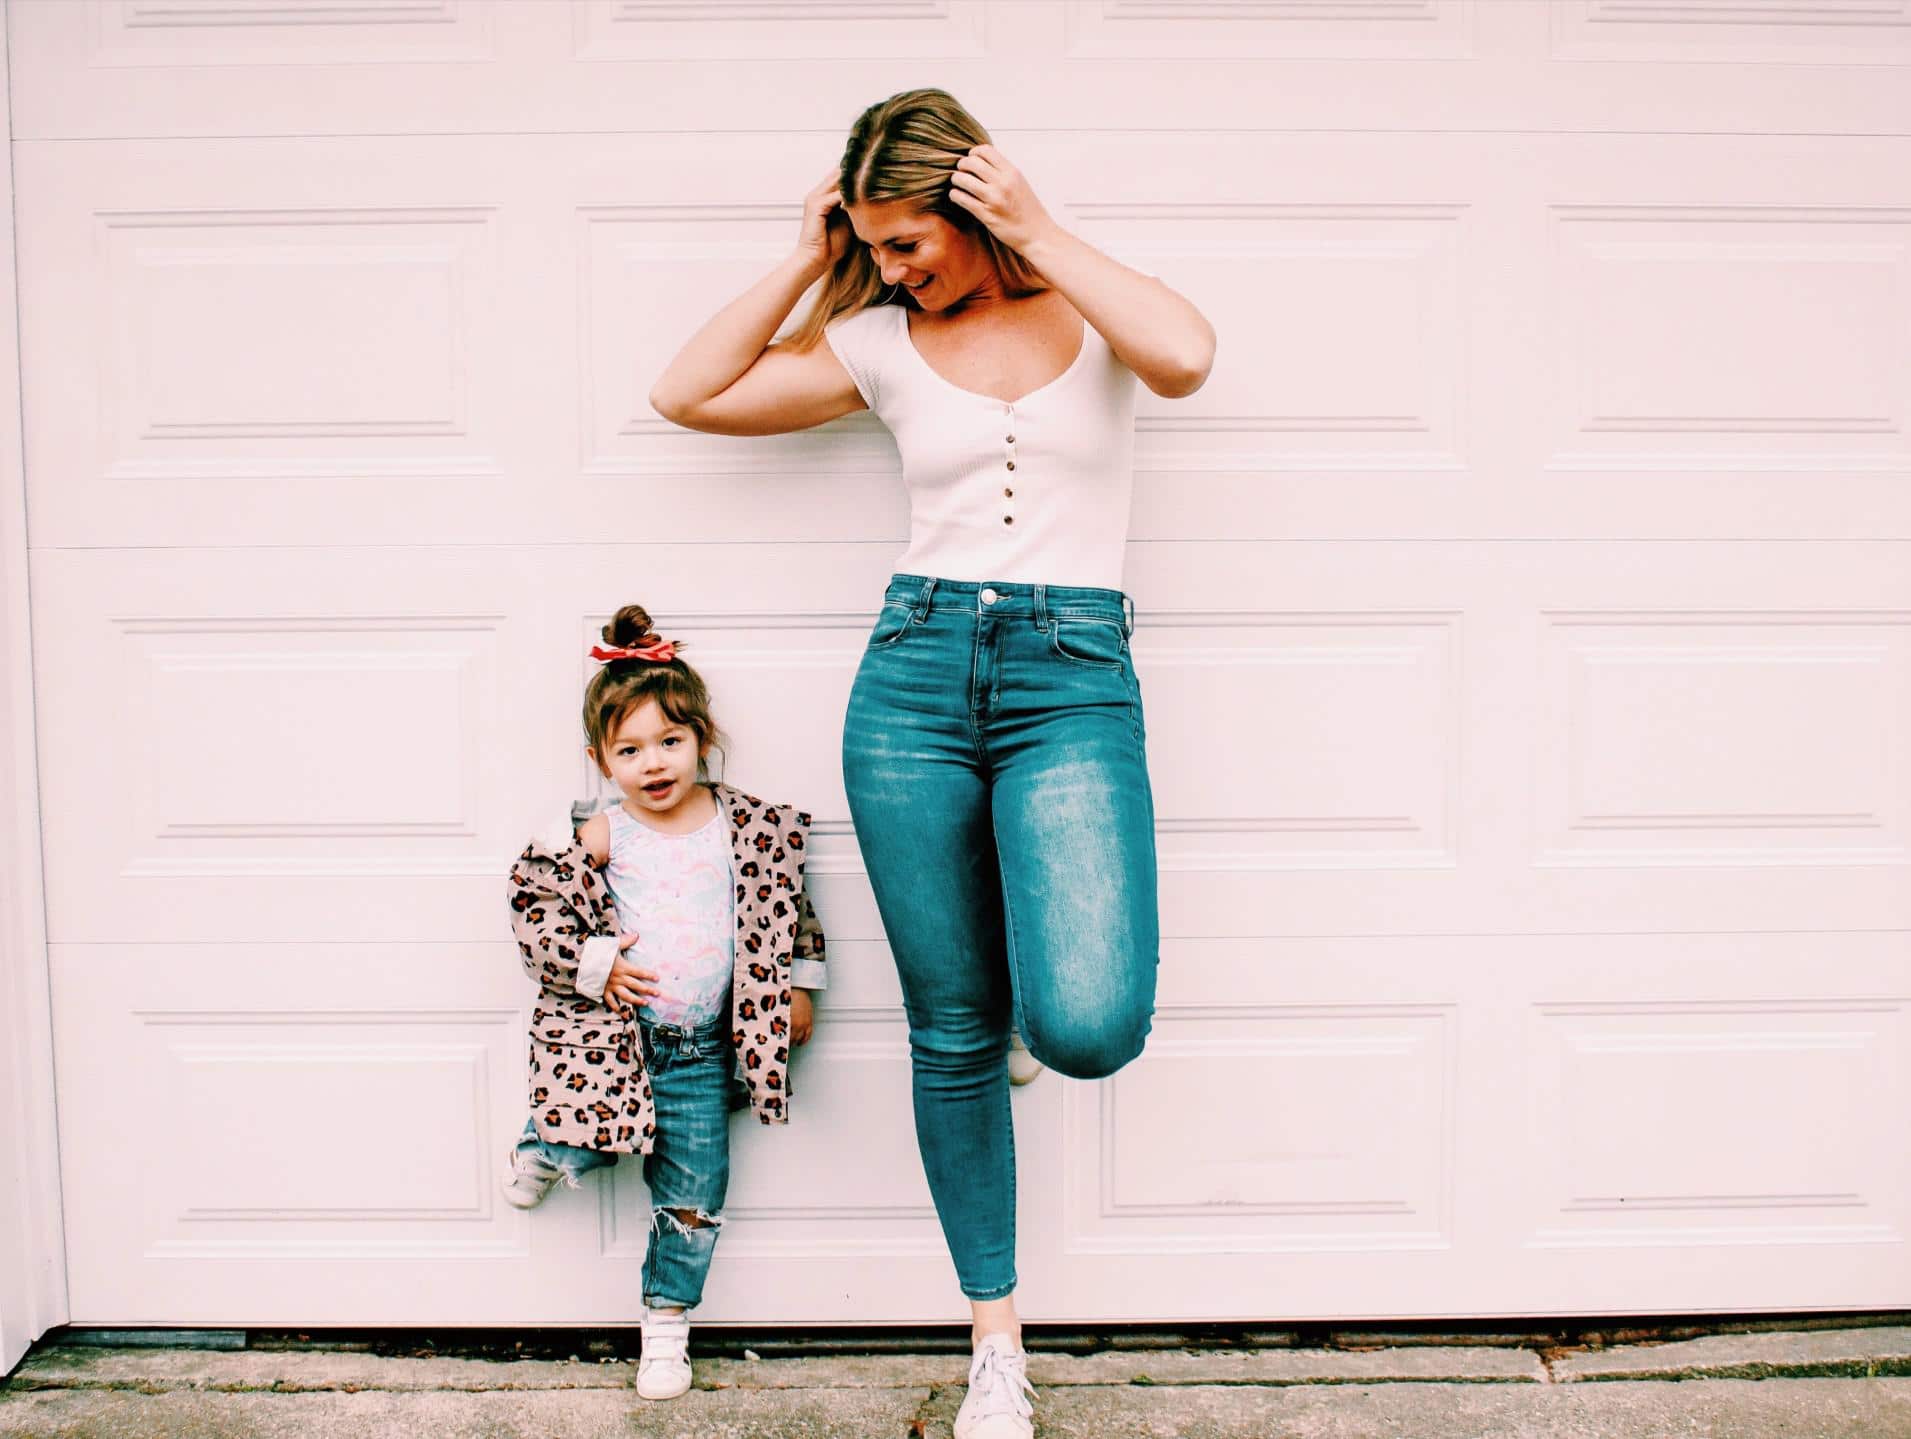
[{"xmin": 844, "ymin": 197, "xmax": 988, "ymax": 309}]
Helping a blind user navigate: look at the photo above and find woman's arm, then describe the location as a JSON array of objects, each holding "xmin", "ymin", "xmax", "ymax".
[
  {"xmin": 648, "ymin": 250, "xmax": 818, "ymax": 413},
  {"xmin": 949, "ymin": 145, "xmax": 1217, "ymax": 399},
  {"xmin": 647, "ymin": 171, "xmax": 867, "ymax": 436},
  {"xmin": 1023, "ymin": 229, "xmax": 1216, "ymax": 399}
]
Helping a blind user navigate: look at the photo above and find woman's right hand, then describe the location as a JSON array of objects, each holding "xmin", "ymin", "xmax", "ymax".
[
  {"xmin": 603, "ymin": 932, "xmax": 659, "ymax": 1018},
  {"xmin": 795, "ymin": 168, "xmax": 851, "ymax": 276}
]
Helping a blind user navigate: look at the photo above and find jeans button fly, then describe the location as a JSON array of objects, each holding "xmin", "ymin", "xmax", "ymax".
[{"xmin": 981, "ymin": 587, "xmax": 999, "ymax": 605}]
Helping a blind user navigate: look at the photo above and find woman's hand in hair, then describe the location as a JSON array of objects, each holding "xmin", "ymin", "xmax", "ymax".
[
  {"xmin": 947, "ymin": 144, "xmax": 1059, "ymax": 255},
  {"xmin": 795, "ymin": 168, "xmax": 851, "ymax": 277}
]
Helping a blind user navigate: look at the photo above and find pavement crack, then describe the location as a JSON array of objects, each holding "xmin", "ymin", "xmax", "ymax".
[{"xmin": 907, "ymin": 1383, "xmax": 943, "ymax": 1438}]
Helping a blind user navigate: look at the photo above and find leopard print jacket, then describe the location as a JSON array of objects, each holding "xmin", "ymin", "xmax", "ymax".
[{"xmin": 505, "ymin": 782, "xmax": 825, "ymax": 1154}]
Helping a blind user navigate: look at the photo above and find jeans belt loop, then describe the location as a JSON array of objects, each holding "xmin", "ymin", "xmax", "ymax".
[
  {"xmin": 1034, "ymin": 583, "xmax": 1049, "ymax": 633},
  {"xmin": 1122, "ymin": 593, "xmax": 1135, "ymax": 638},
  {"xmin": 914, "ymin": 576, "xmax": 938, "ymax": 623}
]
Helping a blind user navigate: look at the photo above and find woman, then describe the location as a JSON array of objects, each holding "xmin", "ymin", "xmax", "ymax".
[{"xmin": 648, "ymin": 87, "xmax": 1216, "ymax": 1439}]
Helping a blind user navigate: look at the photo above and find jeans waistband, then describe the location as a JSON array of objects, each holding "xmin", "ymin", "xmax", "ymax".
[
  {"xmin": 639, "ymin": 1014, "xmax": 731, "ymax": 1045},
  {"xmin": 884, "ymin": 574, "xmax": 1134, "ymax": 633}
]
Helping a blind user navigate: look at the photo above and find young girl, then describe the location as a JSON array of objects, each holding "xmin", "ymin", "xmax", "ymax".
[{"xmin": 501, "ymin": 603, "xmax": 827, "ymax": 1401}]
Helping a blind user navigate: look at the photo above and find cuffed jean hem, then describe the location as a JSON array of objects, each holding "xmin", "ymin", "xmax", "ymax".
[{"xmin": 959, "ymin": 1277, "xmax": 1019, "ymax": 1303}]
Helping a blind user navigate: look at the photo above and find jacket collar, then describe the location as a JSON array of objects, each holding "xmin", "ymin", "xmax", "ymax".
[{"xmin": 536, "ymin": 781, "xmax": 759, "ymax": 857}]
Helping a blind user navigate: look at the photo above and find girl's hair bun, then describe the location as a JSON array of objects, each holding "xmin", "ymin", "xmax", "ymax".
[{"xmin": 602, "ymin": 603, "xmax": 655, "ymax": 649}]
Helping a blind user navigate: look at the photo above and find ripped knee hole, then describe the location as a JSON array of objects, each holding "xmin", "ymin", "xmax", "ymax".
[{"xmin": 653, "ymin": 1206, "xmax": 723, "ymax": 1235}]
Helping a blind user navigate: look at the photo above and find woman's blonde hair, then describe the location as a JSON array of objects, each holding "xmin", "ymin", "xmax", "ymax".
[{"xmin": 783, "ymin": 88, "xmax": 1048, "ymax": 352}]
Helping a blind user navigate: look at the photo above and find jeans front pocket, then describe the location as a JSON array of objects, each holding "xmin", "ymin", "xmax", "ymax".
[
  {"xmin": 639, "ymin": 1024, "xmax": 684, "ymax": 1077},
  {"xmin": 1047, "ymin": 616, "xmax": 1127, "ymax": 670},
  {"xmin": 865, "ymin": 600, "xmax": 917, "ymax": 652}
]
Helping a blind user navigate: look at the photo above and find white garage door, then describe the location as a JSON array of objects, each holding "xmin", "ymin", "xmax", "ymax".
[{"xmin": 13, "ymin": 0, "xmax": 1911, "ymax": 1325}]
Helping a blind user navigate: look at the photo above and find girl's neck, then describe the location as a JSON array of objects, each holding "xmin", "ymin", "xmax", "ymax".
[{"xmin": 619, "ymin": 780, "xmax": 716, "ymax": 835}]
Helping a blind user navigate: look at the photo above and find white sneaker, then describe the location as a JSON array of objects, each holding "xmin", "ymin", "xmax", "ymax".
[
  {"xmin": 1007, "ymin": 1029, "xmax": 1045, "ymax": 1087},
  {"xmin": 954, "ymin": 1332, "xmax": 1034, "ymax": 1439},
  {"xmin": 499, "ymin": 1146, "xmax": 567, "ymax": 1210},
  {"xmin": 637, "ymin": 1307, "xmax": 693, "ymax": 1400}
]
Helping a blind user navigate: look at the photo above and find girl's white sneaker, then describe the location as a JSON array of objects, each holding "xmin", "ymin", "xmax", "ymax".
[
  {"xmin": 954, "ymin": 1332, "xmax": 1034, "ymax": 1439},
  {"xmin": 636, "ymin": 1307, "xmax": 693, "ymax": 1400},
  {"xmin": 499, "ymin": 1148, "xmax": 565, "ymax": 1210}
]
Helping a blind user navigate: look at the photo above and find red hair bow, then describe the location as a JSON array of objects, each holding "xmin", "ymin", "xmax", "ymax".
[{"xmin": 590, "ymin": 638, "xmax": 676, "ymax": 665}]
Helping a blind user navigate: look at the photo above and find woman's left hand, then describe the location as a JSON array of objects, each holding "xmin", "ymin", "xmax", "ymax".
[
  {"xmin": 948, "ymin": 144, "xmax": 1060, "ymax": 255},
  {"xmin": 791, "ymin": 989, "xmax": 814, "ymax": 1047}
]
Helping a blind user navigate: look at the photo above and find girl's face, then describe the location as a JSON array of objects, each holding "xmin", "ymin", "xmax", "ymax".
[
  {"xmin": 844, "ymin": 197, "xmax": 993, "ymax": 310},
  {"xmin": 591, "ymin": 697, "xmax": 706, "ymax": 821}
]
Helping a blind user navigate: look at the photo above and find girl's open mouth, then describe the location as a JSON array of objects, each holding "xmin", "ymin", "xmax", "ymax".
[{"xmin": 643, "ymin": 780, "xmax": 673, "ymax": 797}]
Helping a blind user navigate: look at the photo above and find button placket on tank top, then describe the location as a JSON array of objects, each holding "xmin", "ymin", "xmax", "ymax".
[{"xmin": 1002, "ymin": 402, "xmax": 1016, "ymax": 526}]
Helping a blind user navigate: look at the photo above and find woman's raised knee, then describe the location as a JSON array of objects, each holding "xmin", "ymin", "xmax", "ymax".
[{"xmin": 1021, "ymin": 1016, "xmax": 1148, "ymax": 1081}]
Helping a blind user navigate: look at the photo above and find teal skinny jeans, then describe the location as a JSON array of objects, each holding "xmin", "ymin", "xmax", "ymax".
[{"xmin": 840, "ymin": 573, "xmax": 1161, "ymax": 1301}]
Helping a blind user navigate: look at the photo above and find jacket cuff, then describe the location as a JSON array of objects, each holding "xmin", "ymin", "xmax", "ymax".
[
  {"xmin": 790, "ymin": 958, "xmax": 827, "ymax": 991},
  {"xmin": 575, "ymin": 934, "xmax": 620, "ymax": 1002}
]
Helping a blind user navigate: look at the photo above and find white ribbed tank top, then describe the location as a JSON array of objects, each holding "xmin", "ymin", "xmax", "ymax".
[{"xmin": 823, "ymin": 301, "xmax": 1142, "ymax": 592}]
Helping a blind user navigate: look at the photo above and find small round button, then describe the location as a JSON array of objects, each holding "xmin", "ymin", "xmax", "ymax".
[
  {"xmin": 1003, "ymin": 515, "xmax": 1015, "ymax": 525},
  {"xmin": 1006, "ymin": 435, "xmax": 1016, "ymax": 444},
  {"xmin": 1003, "ymin": 487, "xmax": 1014, "ymax": 498},
  {"xmin": 980, "ymin": 587, "xmax": 999, "ymax": 604},
  {"xmin": 1006, "ymin": 460, "xmax": 1016, "ymax": 471}
]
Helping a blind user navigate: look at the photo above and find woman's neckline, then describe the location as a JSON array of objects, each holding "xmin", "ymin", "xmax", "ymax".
[{"xmin": 901, "ymin": 303, "xmax": 1090, "ymax": 408}]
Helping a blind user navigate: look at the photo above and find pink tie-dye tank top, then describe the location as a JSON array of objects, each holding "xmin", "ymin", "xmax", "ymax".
[{"xmin": 602, "ymin": 802, "xmax": 735, "ymax": 1027}]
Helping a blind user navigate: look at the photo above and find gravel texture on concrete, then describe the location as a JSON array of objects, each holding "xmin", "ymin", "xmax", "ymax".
[
  {"xmin": 7, "ymin": 1343, "xmax": 1544, "ymax": 1393},
  {"xmin": 4, "ymin": 1376, "xmax": 1911, "ymax": 1439},
  {"xmin": 1551, "ymin": 1324, "xmax": 1911, "ymax": 1383},
  {"xmin": 0, "ymin": 1386, "xmax": 928, "ymax": 1439},
  {"xmin": 9, "ymin": 1326, "xmax": 1911, "ymax": 1437}
]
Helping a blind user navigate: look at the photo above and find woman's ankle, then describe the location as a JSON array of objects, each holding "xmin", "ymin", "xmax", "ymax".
[{"xmin": 970, "ymin": 1296, "xmax": 1021, "ymax": 1349}]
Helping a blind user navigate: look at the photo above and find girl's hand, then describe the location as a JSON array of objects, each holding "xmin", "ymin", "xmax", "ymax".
[
  {"xmin": 947, "ymin": 144, "xmax": 1060, "ymax": 255},
  {"xmin": 603, "ymin": 933, "xmax": 659, "ymax": 1017},
  {"xmin": 795, "ymin": 168, "xmax": 851, "ymax": 278},
  {"xmin": 790, "ymin": 989, "xmax": 814, "ymax": 1047}
]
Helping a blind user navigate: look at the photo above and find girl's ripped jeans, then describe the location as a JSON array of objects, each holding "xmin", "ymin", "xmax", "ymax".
[{"xmin": 513, "ymin": 1011, "xmax": 735, "ymax": 1309}]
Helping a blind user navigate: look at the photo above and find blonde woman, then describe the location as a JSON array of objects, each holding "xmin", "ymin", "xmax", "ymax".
[{"xmin": 648, "ymin": 88, "xmax": 1215, "ymax": 1439}]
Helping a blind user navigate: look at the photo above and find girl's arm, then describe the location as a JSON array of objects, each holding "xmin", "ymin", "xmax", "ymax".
[
  {"xmin": 506, "ymin": 851, "xmax": 622, "ymax": 1003},
  {"xmin": 789, "ymin": 890, "xmax": 824, "ymax": 1049},
  {"xmin": 791, "ymin": 888, "xmax": 827, "ymax": 990},
  {"xmin": 577, "ymin": 811, "xmax": 610, "ymax": 868}
]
